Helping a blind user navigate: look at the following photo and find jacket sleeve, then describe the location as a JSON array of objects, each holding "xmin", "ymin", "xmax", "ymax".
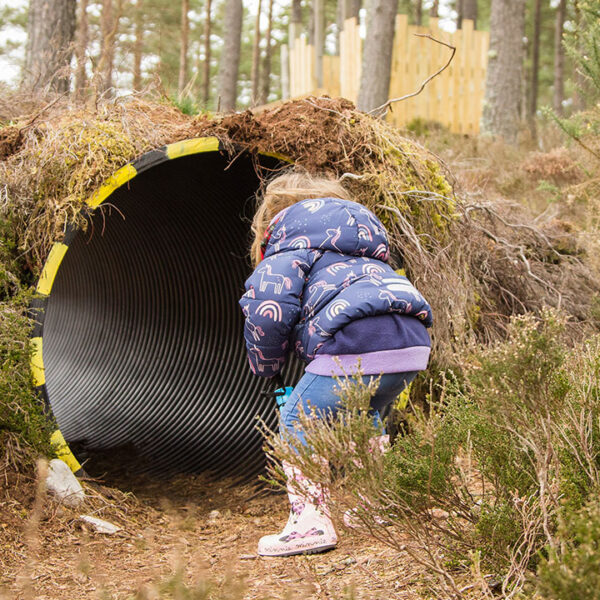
[{"xmin": 239, "ymin": 251, "xmax": 312, "ymax": 377}]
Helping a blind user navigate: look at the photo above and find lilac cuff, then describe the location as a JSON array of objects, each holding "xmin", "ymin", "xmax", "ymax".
[{"xmin": 305, "ymin": 346, "xmax": 431, "ymax": 376}]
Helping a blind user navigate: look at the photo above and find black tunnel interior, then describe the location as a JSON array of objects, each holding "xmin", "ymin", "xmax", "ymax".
[{"xmin": 43, "ymin": 148, "xmax": 302, "ymax": 480}]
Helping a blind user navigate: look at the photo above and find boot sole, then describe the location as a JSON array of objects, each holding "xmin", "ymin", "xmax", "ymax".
[{"xmin": 258, "ymin": 543, "xmax": 337, "ymax": 557}]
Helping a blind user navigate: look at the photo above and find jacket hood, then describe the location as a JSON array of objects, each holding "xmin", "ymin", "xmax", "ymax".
[{"xmin": 262, "ymin": 198, "xmax": 390, "ymax": 262}]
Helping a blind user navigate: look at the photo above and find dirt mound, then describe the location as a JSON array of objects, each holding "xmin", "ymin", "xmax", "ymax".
[{"xmin": 192, "ymin": 97, "xmax": 360, "ymax": 172}]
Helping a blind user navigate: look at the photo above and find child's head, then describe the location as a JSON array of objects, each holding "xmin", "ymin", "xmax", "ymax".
[{"xmin": 250, "ymin": 170, "xmax": 351, "ymax": 266}]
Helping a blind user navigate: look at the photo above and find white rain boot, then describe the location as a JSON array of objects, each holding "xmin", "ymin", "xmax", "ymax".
[
  {"xmin": 258, "ymin": 460, "xmax": 338, "ymax": 557},
  {"xmin": 343, "ymin": 435, "xmax": 390, "ymax": 529}
]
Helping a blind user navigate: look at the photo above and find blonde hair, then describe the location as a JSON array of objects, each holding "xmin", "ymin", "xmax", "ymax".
[{"xmin": 250, "ymin": 171, "xmax": 351, "ymax": 266}]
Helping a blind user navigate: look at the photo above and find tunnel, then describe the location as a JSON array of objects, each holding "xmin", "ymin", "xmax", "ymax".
[{"xmin": 31, "ymin": 137, "xmax": 302, "ymax": 480}]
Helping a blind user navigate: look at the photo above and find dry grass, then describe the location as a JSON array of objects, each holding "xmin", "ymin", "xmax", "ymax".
[{"xmin": 0, "ymin": 460, "xmax": 426, "ymax": 600}]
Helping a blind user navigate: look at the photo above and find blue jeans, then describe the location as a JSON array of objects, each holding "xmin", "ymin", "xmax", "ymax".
[{"xmin": 279, "ymin": 371, "xmax": 418, "ymax": 446}]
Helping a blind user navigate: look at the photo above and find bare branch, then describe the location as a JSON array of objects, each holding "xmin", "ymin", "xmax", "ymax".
[{"xmin": 368, "ymin": 34, "xmax": 456, "ymax": 117}]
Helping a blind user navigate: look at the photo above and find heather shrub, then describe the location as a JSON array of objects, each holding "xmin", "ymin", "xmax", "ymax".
[
  {"xmin": 264, "ymin": 309, "xmax": 600, "ymax": 597},
  {"xmin": 537, "ymin": 501, "xmax": 600, "ymax": 600}
]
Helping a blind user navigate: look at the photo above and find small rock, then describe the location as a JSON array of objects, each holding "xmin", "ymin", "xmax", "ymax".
[
  {"xmin": 45, "ymin": 459, "xmax": 85, "ymax": 507},
  {"xmin": 430, "ymin": 508, "xmax": 450, "ymax": 519},
  {"xmin": 79, "ymin": 515, "xmax": 121, "ymax": 534},
  {"xmin": 208, "ymin": 509, "xmax": 221, "ymax": 521},
  {"xmin": 337, "ymin": 557, "xmax": 356, "ymax": 568}
]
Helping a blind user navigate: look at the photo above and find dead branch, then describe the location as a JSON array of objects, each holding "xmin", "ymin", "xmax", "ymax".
[
  {"xmin": 21, "ymin": 94, "xmax": 69, "ymax": 131},
  {"xmin": 368, "ymin": 34, "xmax": 456, "ymax": 117}
]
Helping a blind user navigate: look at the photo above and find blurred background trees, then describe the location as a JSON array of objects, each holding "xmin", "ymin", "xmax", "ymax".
[{"xmin": 0, "ymin": 0, "xmax": 595, "ymax": 140}]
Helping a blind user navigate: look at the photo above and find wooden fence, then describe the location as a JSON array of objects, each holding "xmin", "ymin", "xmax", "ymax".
[{"xmin": 288, "ymin": 16, "xmax": 489, "ymax": 134}]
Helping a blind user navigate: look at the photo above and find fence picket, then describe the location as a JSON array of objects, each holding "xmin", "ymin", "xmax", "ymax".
[{"xmin": 288, "ymin": 14, "xmax": 489, "ymax": 133}]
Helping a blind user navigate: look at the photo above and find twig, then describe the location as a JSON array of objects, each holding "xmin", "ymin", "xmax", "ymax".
[
  {"xmin": 303, "ymin": 97, "xmax": 347, "ymax": 117},
  {"xmin": 369, "ymin": 34, "xmax": 456, "ymax": 117},
  {"xmin": 21, "ymin": 93, "xmax": 69, "ymax": 131},
  {"xmin": 463, "ymin": 201, "xmax": 559, "ymax": 253},
  {"xmin": 339, "ymin": 172, "xmax": 364, "ymax": 181}
]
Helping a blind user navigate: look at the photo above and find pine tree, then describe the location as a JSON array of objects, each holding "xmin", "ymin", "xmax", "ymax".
[
  {"xmin": 251, "ymin": 0, "xmax": 263, "ymax": 104},
  {"xmin": 260, "ymin": 0, "xmax": 274, "ymax": 104},
  {"xmin": 218, "ymin": 0, "xmax": 243, "ymax": 110},
  {"xmin": 74, "ymin": 0, "xmax": 89, "ymax": 98},
  {"xmin": 178, "ymin": 0, "xmax": 190, "ymax": 95},
  {"xmin": 528, "ymin": 0, "xmax": 543, "ymax": 138},
  {"xmin": 23, "ymin": 0, "xmax": 76, "ymax": 92},
  {"xmin": 553, "ymin": 0, "xmax": 567, "ymax": 114},
  {"xmin": 357, "ymin": 0, "xmax": 398, "ymax": 112},
  {"xmin": 133, "ymin": 0, "xmax": 144, "ymax": 91},
  {"xmin": 457, "ymin": 0, "xmax": 477, "ymax": 29},
  {"xmin": 482, "ymin": 0, "xmax": 527, "ymax": 142},
  {"xmin": 203, "ymin": 0, "xmax": 212, "ymax": 105}
]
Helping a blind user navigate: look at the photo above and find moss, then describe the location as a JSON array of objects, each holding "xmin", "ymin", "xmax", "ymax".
[{"xmin": 0, "ymin": 292, "xmax": 53, "ymax": 466}]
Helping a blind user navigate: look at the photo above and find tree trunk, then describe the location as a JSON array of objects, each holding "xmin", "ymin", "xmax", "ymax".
[
  {"xmin": 430, "ymin": 0, "xmax": 439, "ymax": 18},
  {"xmin": 481, "ymin": 0, "xmax": 526, "ymax": 143},
  {"xmin": 74, "ymin": 0, "xmax": 89, "ymax": 98},
  {"xmin": 133, "ymin": 0, "xmax": 144, "ymax": 91},
  {"xmin": 464, "ymin": 0, "xmax": 477, "ymax": 27},
  {"xmin": 357, "ymin": 0, "xmax": 398, "ymax": 113},
  {"xmin": 23, "ymin": 0, "xmax": 76, "ymax": 92},
  {"xmin": 251, "ymin": 0, "xmax": 262, "ymax": 105},
  {"xmin": 260, "ymin": 0, "xmax": 274, "ymax": 104},
  {"xmin": 98, "ymin": 0, "xmax": 121, "ymax": 94},
  {"xmin": 415, "ymin": 0, "xmax": 423, "ymax": 26},
  {"xmin": 281, "ymin": 43, "xmax": 290, "ymax": 98},
  {"xmin": 99, "ymin": 0, "xmax": 113, "ymax": 92},
  {"xmin": 553, "ymin": 0, "xmax": 566, "ymax": 114},
  {"xmin": 290, "ymin": 0, "xmax": 302, "ymax": 48},
  {"xmin": 178, "ymin": 0, "xmax": 190, "ymax": 95},
  {"xmin": 572, "ymin": 0, "xmax": 586, "ymax": 111},
  {"xmin": 314, "ymin": 0, "xmax": 324, "ymax": 87},
  {"xmin": 203, "ymin": 0, "xmax": 212, "ymax": 104},
  {"xmin": 308, "ymin": 3, "xmax": 315, "ymax": 45},
  {"xmin": 337, "ymin": 0, "xmax": 360, "ymax": 52},
  {"xmin": 458, "ymin": 0, "xmax": 477, "ymax": 28},
  {"xmin": 336, "ymin": 0, "xmax": 344, "ymax": 54},
  {"xmin": 346, "ymin": 0, "xmax": 361, "ymax": 18},
  {"xmin": 528, "ymin": 0, "xmax": 542, "ymax": 139},
  {"xmin": 217, "ymin": 0, "xmax": 243, "ymax": 111}
]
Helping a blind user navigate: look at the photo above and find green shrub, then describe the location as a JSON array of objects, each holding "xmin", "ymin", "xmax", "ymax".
[
  {"xmin": 537, "ymin": 501, "xmax": 600, "ymax": 600},
  {"xmin": 264, "ymin": 309, "xmax": 600, "ymax": 596},
  {"xmin": 0, "ymin": 292, "xmax": 53, "ymax": 468}
]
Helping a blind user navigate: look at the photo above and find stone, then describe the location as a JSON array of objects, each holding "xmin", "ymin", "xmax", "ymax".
[
  {"xmin": 45, "ymin": 459, "xmax": 85, "ymax": 507},
  {"xmin": 79, "ymin": 515, "xmax": 121, "ymax": 534}
]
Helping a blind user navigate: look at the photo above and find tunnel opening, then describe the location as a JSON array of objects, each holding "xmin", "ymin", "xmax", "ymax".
[{"xmin": 36, "ymin": 139, "xmax": 301, "ymax": 481}]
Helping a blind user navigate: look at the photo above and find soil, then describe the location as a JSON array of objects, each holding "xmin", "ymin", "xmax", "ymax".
[
  {"xmin": 187, "ymin": 96, "xmax": 390, "ymax": 175},
  {"xmin": 0, "ymin": 468, "xmax": 424, "ymax": 600},
  {"xmin": 0, "ymin": 127, "xmax": 22, "ymax": 160}
]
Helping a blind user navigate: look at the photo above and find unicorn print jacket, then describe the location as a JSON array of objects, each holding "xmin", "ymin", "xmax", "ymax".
[{"xmin": 239, "ymin": 197, "xmax": 433, "ymax": 378}]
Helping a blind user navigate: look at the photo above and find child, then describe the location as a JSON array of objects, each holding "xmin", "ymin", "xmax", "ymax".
[{"xmin": 239, "ymin": 171, "xmax": 433, "ymax": 557}]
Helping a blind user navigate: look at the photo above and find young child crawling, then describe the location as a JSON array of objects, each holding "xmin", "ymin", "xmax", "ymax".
[{"xmin": 239, "ymin": 170, "xmax": 433, "ymax": 557}]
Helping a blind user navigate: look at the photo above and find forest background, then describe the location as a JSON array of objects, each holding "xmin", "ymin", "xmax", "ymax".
[{"xmin": 0, "ymin": 0, "xmax": 588, "ymax": 141}]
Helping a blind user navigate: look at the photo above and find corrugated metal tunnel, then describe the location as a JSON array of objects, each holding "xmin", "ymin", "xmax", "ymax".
[{"xmin": 34, "ymin": 138, "xmax": 301, "ymax": 479}]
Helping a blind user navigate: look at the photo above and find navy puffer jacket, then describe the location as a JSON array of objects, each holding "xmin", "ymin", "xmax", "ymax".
[{"xmin": 239, "ymin": 198, "xmax": 433, "ymax": 377}]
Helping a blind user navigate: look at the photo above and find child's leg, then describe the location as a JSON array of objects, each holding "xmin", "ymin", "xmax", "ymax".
[
  {"xmin": 279, "ymin": 372, "xmax": 342, "ymax": 446},
  {"xmin": 261, "ymin": 372, "xmax": 339, "ymax": 556},
  {"xmin": 367, "ymin": 371, "xmax": 419, "ymax": 429},
  {"xmin": 280, "ymin": 371, "xmax": 418, "ymax": 443}
]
